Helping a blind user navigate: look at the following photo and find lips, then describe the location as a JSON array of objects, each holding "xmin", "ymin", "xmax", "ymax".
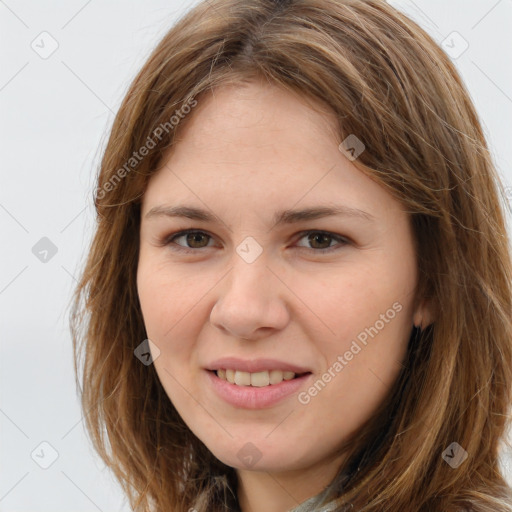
[
  {"xmin": 203, "ymin": 357, "xmax": 313, "ymax": 408},
  {"xmin": 205, "ymin": 357, "xmax": 312, "ymax": 374},
  {"xmin": 205, "ymin": 368, "xmax": 313, "ymax": 409}
]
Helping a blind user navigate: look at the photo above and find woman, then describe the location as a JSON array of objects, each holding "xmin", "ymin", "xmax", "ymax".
[{"xmin": 70, "ymin": 0, "xmax": 512, "ymax": 510}]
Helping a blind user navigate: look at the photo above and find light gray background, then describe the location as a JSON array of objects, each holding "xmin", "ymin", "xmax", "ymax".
[{"xmin": 1, "ymin": 1, "xmax": 511, "ymax": 511}]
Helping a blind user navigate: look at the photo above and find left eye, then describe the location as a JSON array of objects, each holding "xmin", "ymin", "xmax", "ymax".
[
  {"xmin": 295, "ymin": 231, "xmax": 349, "ymax": 251},
  {"xmin": 162, "ymin": 229, "xmax": 349, "ymax": 253}
]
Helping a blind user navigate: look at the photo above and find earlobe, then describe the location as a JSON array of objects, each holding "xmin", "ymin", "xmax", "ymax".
[{"xmin": 413, "ymin": 298, "xmax": 434, "ymax": 330}]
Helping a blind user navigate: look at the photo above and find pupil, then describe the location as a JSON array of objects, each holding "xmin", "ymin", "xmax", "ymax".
[
  {"xmin": 188, "ymin": 233, "xmax": 206, "ymax": 248},
  {"xmin": 311, "ymin": 233, "xmax": 330, "ymax": 249}
]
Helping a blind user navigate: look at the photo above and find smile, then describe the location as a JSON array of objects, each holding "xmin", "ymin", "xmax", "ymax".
[
  {"xmin": 215, "ymin": 369, "xmax": 307, "ymax": 387},
  {"xmin": 206, "ymin": 369, "xmax": 313, "ymax": 409}
]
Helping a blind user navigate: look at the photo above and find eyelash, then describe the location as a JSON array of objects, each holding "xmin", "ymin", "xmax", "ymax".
[{"xmin": 160, "ymin": 229, "xmax": 350, "ymax": 254}]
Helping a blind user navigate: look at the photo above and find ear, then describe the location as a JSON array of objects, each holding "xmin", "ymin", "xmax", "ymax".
[{"xmin": 413, "ymin": 297, "xmax": 434, "ymax": 330}]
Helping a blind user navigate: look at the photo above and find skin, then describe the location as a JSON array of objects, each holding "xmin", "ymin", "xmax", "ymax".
[{"xmin": 137, "ymin": 79, "xmax": 432, "ymax": 512}]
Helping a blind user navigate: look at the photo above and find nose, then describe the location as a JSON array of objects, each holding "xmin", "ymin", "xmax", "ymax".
[{"xmin": 209, "ymin": 255, "xmax": 291, "ymax": 341}]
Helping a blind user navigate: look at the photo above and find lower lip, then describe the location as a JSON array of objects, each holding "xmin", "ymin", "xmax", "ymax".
[{"xmin": 205, "ymin": 370, "xmax": 312, "ymax": 409}]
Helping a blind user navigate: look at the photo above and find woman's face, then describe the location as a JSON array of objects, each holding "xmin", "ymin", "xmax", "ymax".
[{"xmin": 137, "ymin": 80, "xmax": 430, "ymax": 476}]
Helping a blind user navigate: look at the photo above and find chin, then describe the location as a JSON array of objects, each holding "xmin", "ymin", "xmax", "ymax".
[{"xmin": 205, "ymin": 437, "xmax": 310, "ymax": 473}]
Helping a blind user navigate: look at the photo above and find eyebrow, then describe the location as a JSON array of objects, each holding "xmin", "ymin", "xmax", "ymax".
[{"xmin": 144, "ymin": 204, "xmax": 375, "ymax": 227}]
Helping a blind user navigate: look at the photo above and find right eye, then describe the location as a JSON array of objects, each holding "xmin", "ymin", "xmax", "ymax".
[{"xmin": 163, "ymin": 230, "xmax": 215, "ymax": 252}]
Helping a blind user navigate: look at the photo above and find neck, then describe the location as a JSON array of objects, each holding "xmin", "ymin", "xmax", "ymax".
[{"xmin": 236, "ymin": 452, "xmax": 345, "ymax": 512}]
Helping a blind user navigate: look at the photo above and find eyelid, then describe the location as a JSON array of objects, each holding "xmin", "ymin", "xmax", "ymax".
[
  {"xmin": 160, "ymin": 229, "xmax": 218, "ymax": 250},
  {"xmin": 292, "ymin": 230, "xmax": 351, "ymax": 254},
  {"xmin": 160, "ymin": 228, "xmax": 351, "ymax": 253}
]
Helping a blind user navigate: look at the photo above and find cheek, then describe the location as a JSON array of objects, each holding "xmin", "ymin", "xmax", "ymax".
[
  {"xmin": 137, "ymin": 259, "xmax": 219, "ymax": 378},
  {"xmin": 296, "ymin": 265, "xmax": 406, "ymax": 342},
  {"xmin": 137, "ymin": 272, "xmax": 170, "ymax": 338},
  {"xmin": 137, "ymin": 267, "xmax": 196, "ymax": 407},
  {"xmin": 137, "ymin": 260, "xmax": 192, "ymax": 348},
  {"xmin": 300, "ymin": 265, "xmax": 412, "ymax": 394}
]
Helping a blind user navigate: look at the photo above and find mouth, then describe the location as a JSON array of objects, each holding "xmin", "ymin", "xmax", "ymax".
[
  {"xmin": 205, "ymin": 368, "xmax": 313, "ymax": 409},
  {"xmin": 210, "ymin": 368, "xmax": 312, "ymax": 387},
  {"xmin": 203, "ymin": 357, "xmax": 313, "ymax": 408}
]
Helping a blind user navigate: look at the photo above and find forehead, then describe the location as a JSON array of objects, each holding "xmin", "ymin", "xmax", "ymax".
[
  {"xmin": 174, "ymin": 80, "xmax": 340, "ymax": 152},
  {"xmin": 141, "ymin": 81, "xmax": 400, "ymax": 223}
]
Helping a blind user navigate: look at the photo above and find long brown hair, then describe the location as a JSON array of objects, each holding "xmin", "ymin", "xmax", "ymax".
[{"xmin": 70, "ymin": 0, "xmax": 512, "ymax": 510}]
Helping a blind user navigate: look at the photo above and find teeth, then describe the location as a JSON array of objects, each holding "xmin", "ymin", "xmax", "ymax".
[
  {"xmin": 234, "ymin": 371, "xmax": 251, "ymax": 386},
  {"xmin": 251, "ymin": 371, "xmax": 269, "ymax": 387},
  {"xmin": 215, "ymin": 369, "xmax": 298, "ymax": 386}
]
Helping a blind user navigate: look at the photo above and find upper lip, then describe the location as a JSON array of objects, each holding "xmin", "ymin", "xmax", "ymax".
[{"xmin": 205, "ymin": 357, "xmax": 312, "ymax": 374}]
